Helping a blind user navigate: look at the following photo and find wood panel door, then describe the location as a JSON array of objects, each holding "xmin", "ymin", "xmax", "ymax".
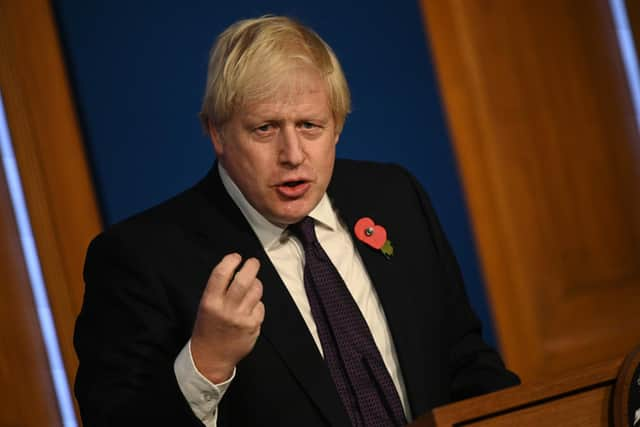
[{"xmin": 421, "ymin": 0, "xmax": 640, "ymax": 381}]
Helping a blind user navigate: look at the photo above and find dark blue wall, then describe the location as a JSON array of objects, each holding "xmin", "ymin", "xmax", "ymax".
[{"xmin": 54, "ymin": 0, "xmax": 498, "ymax": 346}]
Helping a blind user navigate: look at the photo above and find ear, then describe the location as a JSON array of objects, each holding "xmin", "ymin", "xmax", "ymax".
[
  {"xmin": 334, "ymin": 131, "xmax": 340, "ymax": 146},
  {"xmin": 208, "ymin": 120, "xmax": 224, "ymax": 157}
]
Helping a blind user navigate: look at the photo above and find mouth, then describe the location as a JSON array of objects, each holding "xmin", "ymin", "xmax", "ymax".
[
  {"xmin": 275, "ymin": 179, "xmax": 311, "ymax": 198},
  {"xmin": 282, "ymin": 180, "xmax": 305, "ymax": 187}
]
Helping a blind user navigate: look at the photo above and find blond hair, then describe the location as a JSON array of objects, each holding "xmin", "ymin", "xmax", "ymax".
[{"xmin": 199, "ymin": 15, "xmax": 351, "ymax": 132}]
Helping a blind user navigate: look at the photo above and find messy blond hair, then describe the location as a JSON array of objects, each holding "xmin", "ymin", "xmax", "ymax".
[{"xmin": 199, "ymin": 15, "xmax": 351, "ymax": 133}]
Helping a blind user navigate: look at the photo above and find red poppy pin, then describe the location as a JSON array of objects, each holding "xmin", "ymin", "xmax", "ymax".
[{"xmin": 354, "ymin": 217, "xmax": 394, "ymax": 259}]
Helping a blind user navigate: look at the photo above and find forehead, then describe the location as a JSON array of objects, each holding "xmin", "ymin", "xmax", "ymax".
[
  {"xmin": 236, "ymin": 68, "xmax": 332, "ymax": 119},
  {"xmin": 241, "ymin": 93, "xmax": 331, "ymax": 121}
]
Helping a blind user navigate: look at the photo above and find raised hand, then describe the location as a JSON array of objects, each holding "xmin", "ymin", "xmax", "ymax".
[{"xmin": 190, "ymin": 253, "xmax": 265, "ymax": 383}]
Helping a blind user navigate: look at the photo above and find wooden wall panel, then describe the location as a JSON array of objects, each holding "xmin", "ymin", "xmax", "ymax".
[
  {"xmin": 421, "ymin": 0, "xmax": 640, "ymax": 381},
  {"xmin": 0, "ymin": 162, "xmax": 61, "ymax": 425},
  {"xmin": 0, "ymin": 0, "xmax": 102, "ymax": 420}
]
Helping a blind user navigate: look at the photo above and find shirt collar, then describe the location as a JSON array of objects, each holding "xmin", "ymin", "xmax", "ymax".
[{"xmin": 217, "ymin": 163, "xmax": 338, "ymax": 250}]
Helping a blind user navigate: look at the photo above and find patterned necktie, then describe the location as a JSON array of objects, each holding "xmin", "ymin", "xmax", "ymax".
[{"xmin": 290, "ymin": 216, "xmax": 407, "ymax": 427}]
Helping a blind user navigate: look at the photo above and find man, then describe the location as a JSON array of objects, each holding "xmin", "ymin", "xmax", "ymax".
[{"xmin": 74, "ymin": 15, "xmax": 519, "ymax": 426}]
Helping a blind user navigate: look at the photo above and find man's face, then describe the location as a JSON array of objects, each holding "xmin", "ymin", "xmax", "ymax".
[{"xmin": 211, "ymin": 69, "xmax": 339, "ymax": 226}]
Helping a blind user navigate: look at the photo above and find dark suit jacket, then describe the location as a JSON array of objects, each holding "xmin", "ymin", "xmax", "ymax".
[{"xmin": 74, "ymin": 159, "xmax": 519, "ymax": 426}]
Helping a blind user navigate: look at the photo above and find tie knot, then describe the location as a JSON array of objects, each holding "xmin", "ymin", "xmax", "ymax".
[{"xmin": 289, "ymin": 216, "xmax": 317, "ymax": 247}]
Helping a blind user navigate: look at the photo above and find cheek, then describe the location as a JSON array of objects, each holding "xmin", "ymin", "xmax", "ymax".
[
  {"xmin": 235, "ymin": 150, "xmax": 277, "ymax": 190},
  {"xmin": 320, "ymin": 144, "xmax": 336, "ymax": 168},
  {"xmin": 229, "ymin": 144, "xmax": 264, "ymax": 173}
]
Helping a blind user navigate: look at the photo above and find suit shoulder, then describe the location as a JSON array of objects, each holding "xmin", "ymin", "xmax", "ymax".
[
  {"xmin": 333, "ymin": 158, "xmax": 413, "ymax": 187},
  {"xmin": 88, "ymin": 174, "xmax": 216, "ymax": 255}
]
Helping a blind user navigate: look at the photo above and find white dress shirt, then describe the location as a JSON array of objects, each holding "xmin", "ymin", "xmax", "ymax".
[{"xmin": 174, "ymin": 164, "xmax": 411, "ymax": 426}]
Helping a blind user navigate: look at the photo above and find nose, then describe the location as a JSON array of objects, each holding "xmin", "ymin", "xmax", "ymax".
[{"xmin": 278, "ymin": 125, "xmax": 305, "ymax": 167}]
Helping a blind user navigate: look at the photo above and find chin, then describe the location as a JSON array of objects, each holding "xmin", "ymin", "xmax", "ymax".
[
  {"xmin": 273, "ymin": 214, "xmax": 306, "ymax": 226},
  {"xmin": 268, "ymin": 209, "xmax": 310, "ymax": 226},
  {"xmin": 266, "ymin": 185, "xmax": 323, "ymax": 221}
]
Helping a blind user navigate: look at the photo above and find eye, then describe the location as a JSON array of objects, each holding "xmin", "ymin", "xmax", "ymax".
[
  {"xmin": 252, "ymin": 123, "xmax": 277, "ymax": 138},
  {"xmin": 300, "ymin": 121, "xmax": 317, "ymax": 130},
  {"xmin": 255, "ymin": 123, "xmax": 273, "ymax": 133}
]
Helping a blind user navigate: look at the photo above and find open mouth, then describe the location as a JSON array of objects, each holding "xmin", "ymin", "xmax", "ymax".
[{"xmin": 276, "ymin": 180, "xmax": 310, "ymax": 198}]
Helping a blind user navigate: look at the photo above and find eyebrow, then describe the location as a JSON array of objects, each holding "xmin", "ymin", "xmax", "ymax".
[{"xmin": 243, "ymin": 110, "xmax": 331, "ymax": 123}]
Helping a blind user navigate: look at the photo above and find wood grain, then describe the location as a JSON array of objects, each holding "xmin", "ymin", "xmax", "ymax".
[
  {"xmin": 471, "ymin": 387, "xmax": 611, "ymax": 427},
  {"xmin": 421, "ymin": 0, "xmax": 640, "ymax": 382},
  {"xmin": 0, "ymin": 161, "xmax": 61, "ymax": 425},
  {"xmin": 410, "ymin": 357, "xmax": 621, "ymax": 427},
  {"xmin": 0, "ymin": 0, "xmax": 102, "ymax": 422}
]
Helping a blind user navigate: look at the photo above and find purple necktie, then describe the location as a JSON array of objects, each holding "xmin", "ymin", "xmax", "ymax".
[{"xmin": 290, "ymin": 217, "xmax": 407, "ymax": 427}]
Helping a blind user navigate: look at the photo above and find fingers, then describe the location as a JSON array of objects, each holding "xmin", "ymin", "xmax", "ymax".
[
  {"xmin": 191, "ymin": 254, "xmax": 265, "ymax": 381},
  {"xmin": 205, "ymin": 253, "xmax": 243, "ymax": 299},
  {"xmin": 250, "ymin": 301, "xmax": 265, "ymax": 324},
  {"xmin": 204, "ymin": 254, "xmax": 263, "ymax": 316},
  {"xmin": 226, "ymin": 257, "xmax": 260, "ymax": 304},
  {"xmin": 237, "ymin": 278, "xmax": 263, "ymax": 315}
]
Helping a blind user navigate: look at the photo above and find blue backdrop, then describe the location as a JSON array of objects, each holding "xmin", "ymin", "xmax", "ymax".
[{"xmin": 53, "ymin": 0, "xmax": 498, "ymax": 346}]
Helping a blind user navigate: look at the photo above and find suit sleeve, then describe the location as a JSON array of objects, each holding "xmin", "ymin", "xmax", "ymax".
[
  {"xmin": 74, "ymin": 230, "xmax": 206, "ymax": 426},
  {"xmin": 402, "ymin": 167, "xmax": 520, "ymax": 401}
]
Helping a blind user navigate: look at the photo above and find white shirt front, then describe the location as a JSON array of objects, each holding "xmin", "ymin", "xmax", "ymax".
[{"xmin": 174, "ymin": 164, "xmax": 411, "ymax": 425}]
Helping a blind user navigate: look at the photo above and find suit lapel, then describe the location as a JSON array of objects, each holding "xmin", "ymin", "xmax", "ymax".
[
  {"xmin": 257, "ymin": 260, "xmax": 350, "ymax": 426},
  {"xmin": 194, "ymin": 166, "xmax": 350, "ymax": 426},
  {"xmin": 328, "ymin": 162, "xmax": 430, "ymax": 417}
]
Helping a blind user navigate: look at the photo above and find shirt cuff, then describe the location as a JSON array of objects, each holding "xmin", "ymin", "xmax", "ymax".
[{"xmin": 174, "ymin": 339, "xmax": 235, "ymax": 425}]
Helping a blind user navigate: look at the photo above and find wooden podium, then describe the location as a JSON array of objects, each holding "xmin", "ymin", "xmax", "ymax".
[{"xmin": 409, "ymin": 351, "xmax": 639, "ymax": 427}]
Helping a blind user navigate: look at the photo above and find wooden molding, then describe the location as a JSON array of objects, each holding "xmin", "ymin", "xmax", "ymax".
[
  {"xmin": 0, "ymin": 0, "xmax": 102, "ymax": 418},
  {"xmin": 410, "ymin": 356, "xmax": 623, "ymax": 426}
]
